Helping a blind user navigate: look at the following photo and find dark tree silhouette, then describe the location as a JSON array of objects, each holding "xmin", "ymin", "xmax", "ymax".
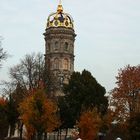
[{"xmin": 59, "ymin": 70, "xmax": 108, "ymax": 129}]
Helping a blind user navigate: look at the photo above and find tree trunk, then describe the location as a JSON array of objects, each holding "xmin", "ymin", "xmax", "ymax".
[
  {"xmin": 57, "ymin": 131, "xmax": 59, "ymax": 140},
  {"xmin": 65, "ymin": 128, "xmax": 68, "ymax": 140},
  {"xmin": 60, "ymin": 129, "xmax": 62, "ymax": 140},
  {"xmin": 44, "ymin": 132, "xmax": 47, "ymax": 140},
  {"xmin": 37, "ymin": 132, "xmax": 42, "ymax": 140},
  {"xmin": 7, "ymin": 125, "xmax": 12, "ymax": 137},
  {"xmin": 19, "ymin": 123, "xmax": 23, "ymax": 140}
]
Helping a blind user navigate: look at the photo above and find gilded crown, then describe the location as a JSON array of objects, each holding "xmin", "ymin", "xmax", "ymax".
[{"xmin": 47, "ymin": 2, "xmax": 74, "ymax": 29}]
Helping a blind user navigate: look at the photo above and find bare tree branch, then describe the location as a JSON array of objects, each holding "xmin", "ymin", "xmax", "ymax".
[{"xmin": 0, "ymin": 36, "xmax": 8, "ymax": 67}]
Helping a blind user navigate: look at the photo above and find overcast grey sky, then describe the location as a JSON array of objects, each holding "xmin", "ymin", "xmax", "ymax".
[{"xmin": 0, "ymin": 0, "xmax": 140, "ymax": 92}]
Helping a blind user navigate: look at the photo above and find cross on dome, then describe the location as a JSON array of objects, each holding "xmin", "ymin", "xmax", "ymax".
[{"xmin": 57, "ymin": 0, "xmax": 63, "ymax": 13}]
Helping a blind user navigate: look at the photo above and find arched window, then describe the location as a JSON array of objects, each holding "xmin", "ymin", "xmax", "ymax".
[
  {"xmin": 47, "ymin": 58, "xmax": 51, "ymax": 70},
  {"xmin": 70, "ymin": 44, "xmax": 73, "ymax": 53},
  {"xmin": 47, "ymin": 43, "xmax": 50, "ymax": 51},
  {"xmin": 64, "ymin": 42, "xmax": 69, "ymax": 51},
  {"xmin": 54, "ymin": 41, "xmax": 58, "ymax": 51},
  {"xmin": 54, "ymin": 58, "xmax": 59, "ymax": 69},
  {"xmin": 63, "ymin": 58, "xmax": 69, "ymax": 70},
  {"xmin": 59, "ymin": 60, "xmax": 62, "ymax": 69}
]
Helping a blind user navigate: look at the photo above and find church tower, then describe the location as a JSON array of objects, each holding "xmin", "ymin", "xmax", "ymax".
[{"xmin": 44, "ymin": 1, "xmax": 76, "ymax": 96}]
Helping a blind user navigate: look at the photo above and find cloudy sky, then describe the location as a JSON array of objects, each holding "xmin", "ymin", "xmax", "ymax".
[{"xmin": 0, "ymin": 0, "xmax": 140, "ymax": 92}]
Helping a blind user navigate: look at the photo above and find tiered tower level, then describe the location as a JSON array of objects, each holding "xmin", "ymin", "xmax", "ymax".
[{"xmin": 44, "ymin": 2, "xmax": 76, "ymax": 96}]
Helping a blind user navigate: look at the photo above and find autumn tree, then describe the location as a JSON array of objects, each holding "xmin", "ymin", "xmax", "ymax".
[
  {"xmin": 99, "ymin": 108, "xmax": 115, "ymax": 135},
  {"xmin": 112, "ymin": 65, "xmax": 140, "ymax": 121},
  {"xmin": 0, "ymin": 53, "xmax": 45, "ymax": 138},
  {"xmin": 128, "ymin": 112, "xmax": 140, "ymax": 140},
  {"xmin": 1, "ymin": 81, "xmax": 28, "ymax": 138},
  {"xmin": 6, "ymin": 93, "xmax": 19, "ymax": 137},
  {"xmin": 0, "ymin": 97, "xmax": 8, "ymax": 139},
  {"xmin": 111, "ymin": 65, "xmax": 140, "ymax": 139},
  {"xmin": 78, "ymin": 108, "xmax": 101, "ymax": 140},
  {"xmin": 19, "ymin": 88, "xmax": 60, "ymax": 140}
]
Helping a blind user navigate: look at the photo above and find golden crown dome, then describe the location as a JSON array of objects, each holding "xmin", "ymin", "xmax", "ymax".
[{"xmin": 47, "ymin": 1, "xmax": 74, "ymax": 29}]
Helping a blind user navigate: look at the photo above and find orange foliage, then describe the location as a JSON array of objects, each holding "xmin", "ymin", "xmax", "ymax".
[
  {"xmin": 19, "ymin": 88, "xmax": 60, "ymax": 139},
  {"xmin": 78, "ymin": 108, "xmax": 101, "ymax": 140},
  {"xmin": 100, "ymin": 109, "xmax": 115, "ymax": 133},
  {"xmin": 112, "ymin": 65, "xmax": 140, "ymax": 121},
  {"xmin": 0, "ymin": 97, "xmax": 7, "ymax": 106}
]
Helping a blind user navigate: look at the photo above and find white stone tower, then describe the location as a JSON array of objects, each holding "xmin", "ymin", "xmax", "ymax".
[{"xmin": 44, "ymin": 1, "xmax": 76, "ymax": 96}]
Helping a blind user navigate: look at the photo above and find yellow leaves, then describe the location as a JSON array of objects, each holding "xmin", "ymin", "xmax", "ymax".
[{"xmin": 78, "ymin": 108, "xmax": 101, "ymax": 140}]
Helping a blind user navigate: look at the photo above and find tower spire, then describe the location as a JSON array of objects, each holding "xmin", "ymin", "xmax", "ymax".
[{"xmin": 57, "ymin": 0, "xmax": 63, "ymax": 13}]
